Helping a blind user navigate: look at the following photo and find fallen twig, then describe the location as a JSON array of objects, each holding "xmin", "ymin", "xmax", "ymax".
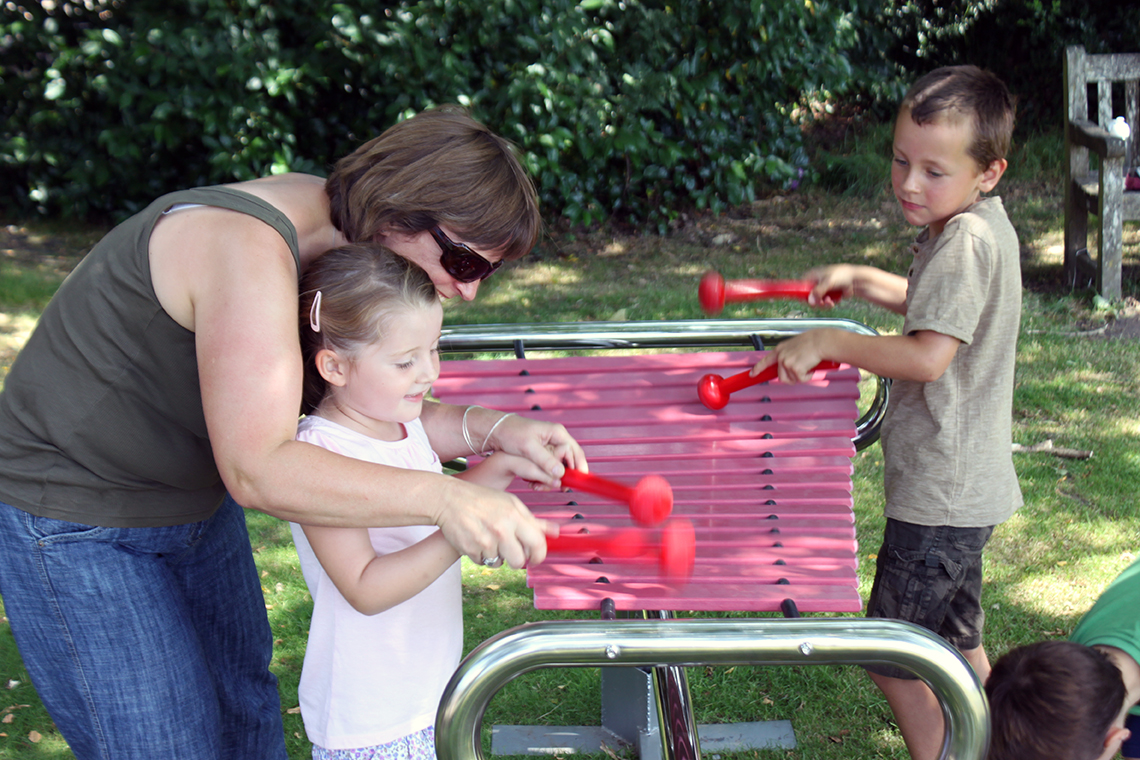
[
  {"xmin": 1025, "ymin": 324, "xmax": 1109, "ymax": 338},
  {"xmin": 1012, "ymin": 439, "xmax": 1093, "ymax": 460}
]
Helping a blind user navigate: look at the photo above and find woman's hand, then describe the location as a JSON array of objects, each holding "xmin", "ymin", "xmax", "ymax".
[
  {"xmin": 483, "ymin": 412, "xmax": 588, "ymax": 486},
  {"xmin": 433, "ymin": 477, "xmax": 557, "ymax": 569}
]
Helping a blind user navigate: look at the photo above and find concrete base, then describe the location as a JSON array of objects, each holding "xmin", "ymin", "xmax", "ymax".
[
  {"xmin": 489, "ymin": 721, "xmax": 796, "ymax": 757},
  {"xmin": 489, "ymin": 663, "xmax": 795, "ymax": 758}
]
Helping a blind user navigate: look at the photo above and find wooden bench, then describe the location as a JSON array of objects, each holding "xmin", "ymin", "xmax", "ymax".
[{"xmin": 1064, "ymin": 45, "xmax": 1140, "ymax": 300}]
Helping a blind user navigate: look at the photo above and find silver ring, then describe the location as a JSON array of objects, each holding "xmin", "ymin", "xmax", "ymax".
[{"xmin": 482, "ymin": 555, "xmax": 500, "ymax": 567}]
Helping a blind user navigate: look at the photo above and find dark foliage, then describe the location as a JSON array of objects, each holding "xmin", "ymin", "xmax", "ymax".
[
  {"xmin": 4, "ymin": 0, "xmax": 1137, "ymax": 227},
  {"xmin": 0, "ymin": 0, "xmax": 877, "ymax": 228}
]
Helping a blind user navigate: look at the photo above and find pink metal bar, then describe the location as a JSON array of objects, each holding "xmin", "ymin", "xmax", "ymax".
[
  {"xmin": 436, "ymin": 351, "xmax": 828, "ymax": 378},
  {"xmin": 432, "ymin": 351, "xmax": 866, "ymax": 614},
  {"xmin": 533, "ymin": 583, "xmax": 862, "ymax": 613},
  {"xmin": 527, "ymin": 562, "xmax": 857, "ymax": 585}
]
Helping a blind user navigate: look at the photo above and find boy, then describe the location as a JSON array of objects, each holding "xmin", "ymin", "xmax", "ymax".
[
  {"xmin": 752, "ymin": 65, "xmax": 1020, "ymax": 760},
  {"xmin": 986, "ymin": 556, "xmax": 1140, "ymax": 760}
]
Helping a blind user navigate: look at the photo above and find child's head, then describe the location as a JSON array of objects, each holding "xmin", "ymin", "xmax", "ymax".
[
  {"xmin": 891, "ymin": 66, "xmax": 1015, "ymax": 235},
  {"xmin": 899, "ymin": 65, "xmax": 1016, "ymax": 172},
  {"xmin": 326, "ymin": 105, "xmax": 540, "ymax": 263},
  {"xmin": 299, "ymin": 244, "xmax": 441, "ymax": 419},
  {"xmin": 986, "ymin": 640, "xmax": 1127, "ymax": 760}
]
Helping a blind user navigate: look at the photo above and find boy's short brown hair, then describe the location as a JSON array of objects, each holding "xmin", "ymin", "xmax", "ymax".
[
  {"xmin": 986, "ymin": 640, "xmax": 1125, "ymax": 760},
  {"xmin": 326, "ymin": 105, "xmax": 540, "ymax": 261},
  {"xmin": 901, "ymin": 65, "xmax": 1016, "ymax": 171}
]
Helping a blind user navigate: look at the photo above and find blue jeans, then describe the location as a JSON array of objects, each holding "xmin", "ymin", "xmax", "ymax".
[{"xmin": 0, "ymin": 496, "xmax": 287, "ymax": 760}]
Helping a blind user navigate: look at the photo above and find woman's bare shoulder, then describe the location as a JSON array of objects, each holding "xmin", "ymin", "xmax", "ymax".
[{"xmin": 226, "ymin": 174, "xmax": 328, "ymax": 214}]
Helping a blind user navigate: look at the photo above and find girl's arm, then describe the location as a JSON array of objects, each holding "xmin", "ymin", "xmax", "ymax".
[{"xmin": 301, "ymin": 524, "xmax": 460, "ymax": 616}]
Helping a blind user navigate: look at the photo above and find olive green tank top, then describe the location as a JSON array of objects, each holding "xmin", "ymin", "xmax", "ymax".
[{"xmin": 0, "ymin": 186, "xmax": 300, "ymax": 527}]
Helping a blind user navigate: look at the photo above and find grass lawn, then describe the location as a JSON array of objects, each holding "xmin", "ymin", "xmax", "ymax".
[{"xmin": 1, "ymin": 128, "xmax": 1138, "ymax": 759}]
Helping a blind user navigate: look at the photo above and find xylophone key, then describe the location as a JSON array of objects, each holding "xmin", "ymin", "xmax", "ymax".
[{"xmin": 545, "ymin": 519, "xmax": 696, "ymax": 582}]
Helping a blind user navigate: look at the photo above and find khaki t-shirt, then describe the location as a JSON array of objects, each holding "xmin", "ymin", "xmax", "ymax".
[{"xmin": 880, "ymin": 196, "xmax": 1023, "ymax": 527}]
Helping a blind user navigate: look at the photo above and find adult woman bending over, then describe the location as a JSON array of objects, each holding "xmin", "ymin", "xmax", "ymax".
[{"xmin": 0, "ymin": 105, "xmax": 583, "ymax": 760}]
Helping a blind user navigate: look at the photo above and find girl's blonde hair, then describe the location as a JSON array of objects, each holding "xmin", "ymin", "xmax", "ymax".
[
  {"xmin": 326, "ymin": 105, "xmax": 541, "ymax": 262},
  {"xmin": 299, "ymin": 244, "xmax": 438, "ymax": 415}
]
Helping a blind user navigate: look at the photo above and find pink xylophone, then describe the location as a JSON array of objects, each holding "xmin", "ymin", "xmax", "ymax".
[{"xmin": 432, "ymin": 320, "xmax": 886, "ymax": 617}]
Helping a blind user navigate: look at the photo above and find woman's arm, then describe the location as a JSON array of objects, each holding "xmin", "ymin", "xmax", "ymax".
[
  {"xmin": 152, "ymin": 202, "xmax": 554, "ymax": 569},
  {"xmin": 301, "ymin": 524, "xmax": 460, "ymax": 616}
]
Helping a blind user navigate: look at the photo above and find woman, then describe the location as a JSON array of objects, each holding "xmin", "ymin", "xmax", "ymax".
[{"xmin": 0, "ymin": 106, "xmax": 583, "ymax": 760}]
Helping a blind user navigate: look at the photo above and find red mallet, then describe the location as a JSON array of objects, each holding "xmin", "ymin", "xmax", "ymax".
[
  {"xmin": 546, "ymin": 519, "xmax": 696, "ymax": 581},
  {"xmin": 698, "ymin": 360, "xmax": 841, "ymax": 410},
  {"xmin": 698, "ymin": 271, "xmax": 843, "ymax": 315},
  {"xmin": 559, "ymin": 468, "xmax": 673, "ymax": 526}
]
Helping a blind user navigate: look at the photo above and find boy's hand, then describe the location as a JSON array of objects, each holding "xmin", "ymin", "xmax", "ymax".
[
  {"xmin": 750, "ymin": 330, "xmax": 836, "ymax": 385},
  {"xmin": 803, "ymin": 265, "xmax": 856, "ymax": 307}
]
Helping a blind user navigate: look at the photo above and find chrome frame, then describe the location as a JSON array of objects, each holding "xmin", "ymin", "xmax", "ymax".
[
  {"xmin": 436, "ymin": 619, "xmax": 990, "ymax": 760},
  {"xmin": 436, "ymin": 319, "xmax": 928, "ymax": 759},
  {"xmin": 439, "ymin": 318, "xmax": 890, "ymax": 450}
]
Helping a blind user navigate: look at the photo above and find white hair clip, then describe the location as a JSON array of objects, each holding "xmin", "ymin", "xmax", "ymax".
[{"xmin": 309, "ymin": 291, "xmax": 323, "ymax": 333}]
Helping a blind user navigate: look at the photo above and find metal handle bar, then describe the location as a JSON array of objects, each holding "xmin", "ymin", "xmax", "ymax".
[{"xmin": 435, "ymin": 618, "xmax": 989, "ymax": 760}]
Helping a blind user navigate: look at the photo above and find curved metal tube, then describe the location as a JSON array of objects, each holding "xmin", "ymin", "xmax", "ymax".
[
  {"xmin": 439, "ymin": 317, "xmax": 878, "ymax": 352},
  {"xmin": 436, "ymin": 618, "xmax": 989, "ymax": 760},
  {"xmin": 439, "ymin": 318, "xmax": 890, "ymax": 449}
]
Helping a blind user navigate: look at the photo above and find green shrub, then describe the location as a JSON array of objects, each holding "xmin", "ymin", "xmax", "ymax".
[{"xmin": 1, "ymin": 0, "xmax": 877, "ymax": 229}]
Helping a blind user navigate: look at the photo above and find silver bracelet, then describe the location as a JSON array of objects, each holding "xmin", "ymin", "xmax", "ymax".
[
  {"xmin": 480, "ymin": 412, "xmax": 516, "ymax": 455},
  {"xmin": 461, "ymin": 405, "xmax": 482, "ymax": 455}
]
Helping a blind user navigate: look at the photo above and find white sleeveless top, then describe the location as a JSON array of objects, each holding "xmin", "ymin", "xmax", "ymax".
[{"xmin": 290, "ymin": 415, "xmax": 462, "ymax": 750}]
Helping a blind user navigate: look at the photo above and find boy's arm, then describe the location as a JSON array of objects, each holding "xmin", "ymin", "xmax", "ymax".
[
  {"xmin": 753, "ymin": 328, "xmax": 960, "ymax": 385},
  {"xmin": 300, "ymin": 524, "xmax": 460, "ymax": 616},
  {"xmin": 805, "ymin": 264, "xmax": 910, "ymax": 315}
]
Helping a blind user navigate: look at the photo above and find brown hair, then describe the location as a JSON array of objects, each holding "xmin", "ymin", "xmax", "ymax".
[
  {"xmin": 298, "ymin": 243, "xmax": 439, "ymax": 415},
  {"xmin": 326, "ymin": 105, "xmax": 540, "ymax": 261},
  {"xmin": 986, "ymin": 640, "xmax": 1125, "ymax": 760},
  {"xmin": 900, "ymin": 65, "xmax": 1016, "ymax": 171}
]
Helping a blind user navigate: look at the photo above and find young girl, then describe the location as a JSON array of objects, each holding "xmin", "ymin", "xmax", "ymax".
[{"xmin": 291, "ymin": 243, "xmax": 532, "ymax": 760}]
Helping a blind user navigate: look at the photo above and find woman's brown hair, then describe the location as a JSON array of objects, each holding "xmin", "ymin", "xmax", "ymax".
[{"xmin": 326, "ymin": 105, "xmax": 540, "ymax": 261}]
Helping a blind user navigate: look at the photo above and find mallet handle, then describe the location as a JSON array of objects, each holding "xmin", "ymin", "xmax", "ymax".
[{"xmin": 559, "ymin": 468, "xmax": 633, "ymax": 502}]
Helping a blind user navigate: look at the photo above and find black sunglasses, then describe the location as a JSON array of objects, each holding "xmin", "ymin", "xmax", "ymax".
[{"xmin": 430, "ymin": 227, "xmax": 504, "ymax": 283}]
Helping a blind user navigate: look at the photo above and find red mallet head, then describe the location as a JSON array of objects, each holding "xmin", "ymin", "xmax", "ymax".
[
  {"xmin": 629, "ymin": 475, "xmax": 673, "ymax": 526},
  {"xmin": 660, "ymin": 519, "xmax": 696, "ymax": 581},
  {"xmin": 698, "ymin": 272, "xmax": 726, "ymax": 315},
  {"xmin": 697, "ymin": 373, "xmax": 729, "ymax": 410},
  {"xmin": 698, "ymin": 365, "xmax": 779, "ymax": 411}
]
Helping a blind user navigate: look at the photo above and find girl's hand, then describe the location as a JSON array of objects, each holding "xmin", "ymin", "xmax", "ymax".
[{"xmin": 458, "ymin": 451, "xmax": 533, "ymax": 492}]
